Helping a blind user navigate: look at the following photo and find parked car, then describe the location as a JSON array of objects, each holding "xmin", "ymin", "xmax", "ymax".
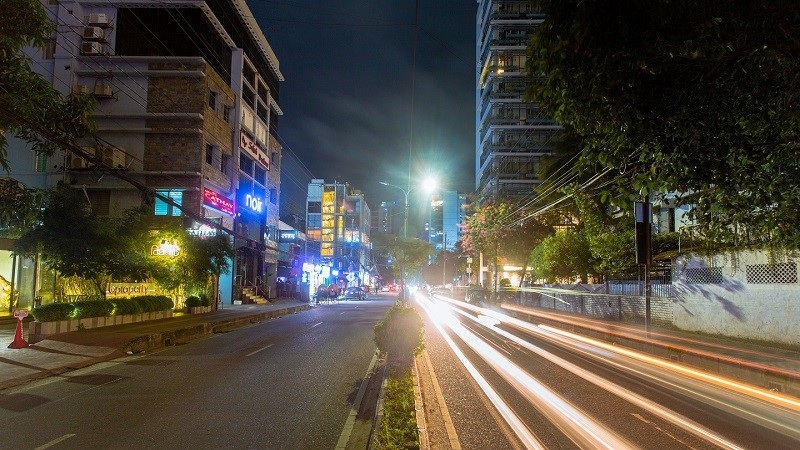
[{"xmin": 340, "ymin": 286, "xmax": 367, "ymax": 301}]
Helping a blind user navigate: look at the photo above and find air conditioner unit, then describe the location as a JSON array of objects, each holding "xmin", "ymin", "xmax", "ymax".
[
  {"xmin": 81, "ymin": 41, "xmax": 103, "ymax": 55},
  {"xmin": 75, "ymin": 84, "xmax": 91, "ymax": 94},
  {"xmin": 83, "ymin": 26, "xmax": 104, "ymax": 40},
  {"xmin": 100, "ymin": 146, "xmax": 125, "ymax": 169},
  {"xmin": 94, "ymin": 83, "xmax": 113, "ymax": 97},
  {"xmin": 88, "ymin": 13, "xmax": 109, "ymax": 26},
  {"xmin": 66, "ymin": 152, "xmax": 88, "ymax": 169}
]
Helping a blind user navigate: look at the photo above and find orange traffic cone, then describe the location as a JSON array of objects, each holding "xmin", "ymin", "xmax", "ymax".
[{"xmin": 8, "ymin": 318, "xmax": 28, "ymax": 349}]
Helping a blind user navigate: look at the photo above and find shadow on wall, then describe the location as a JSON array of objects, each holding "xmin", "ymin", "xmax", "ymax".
[{"xmin": 673, "ymin": 259, "xmax": 747, "ymax": 321}]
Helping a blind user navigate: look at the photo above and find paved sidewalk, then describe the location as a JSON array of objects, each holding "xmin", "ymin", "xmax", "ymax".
[{"xmin": 0, "ymin": 299, "xmax": 312, "ymax": 390}]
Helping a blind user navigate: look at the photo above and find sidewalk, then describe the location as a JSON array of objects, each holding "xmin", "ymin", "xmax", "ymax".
[{"xmin": 0, "ymin": 299, "xmax": 312, "ymax": 391}]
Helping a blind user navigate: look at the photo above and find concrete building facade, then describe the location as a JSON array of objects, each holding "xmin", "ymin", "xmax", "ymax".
[
  {"xmin": 1, "ymin": 0, "xmax": 284, "ymax": 308},
  {"xmin": 475, "ymin": 0, "xmax": 561, "ymax": 202}
]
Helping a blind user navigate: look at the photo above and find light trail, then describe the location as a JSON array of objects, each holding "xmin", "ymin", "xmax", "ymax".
[
  {"xmin": 445, "ymin": 304, "xmax": 745, "ymax": 450},
  {"xmin": 430, "ymin": 293, "xmax": 800, "ymax": 443},
  {"xmin": 501, "ymin": 303, "xmax": 800, "ymax": 377},
  {"xmin": 418, "ymin": 295, "xmax": 635, "ymax": 449},
  {"xmin": 415, "ymin": 296, "xmax": 547, "ymax": 449}
]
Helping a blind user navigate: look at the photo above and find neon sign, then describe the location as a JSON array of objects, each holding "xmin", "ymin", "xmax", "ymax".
[
  {"xmin": 203, "ymin": 188, "xmax": 235, "ymax": 216},
  {"xmin": 243, "ymin": 193, "xmax": 264, "ymax": 214}
]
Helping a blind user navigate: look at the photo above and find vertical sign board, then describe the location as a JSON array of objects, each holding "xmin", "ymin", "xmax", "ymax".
[{"xmin": 634, "ymin": 201, "xmax": 652, "ymax": 265}]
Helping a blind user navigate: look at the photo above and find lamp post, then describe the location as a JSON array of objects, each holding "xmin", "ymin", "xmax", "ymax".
[{"xmin": 379, "ymin": 181, "xmax": 411, "ymax": 238}]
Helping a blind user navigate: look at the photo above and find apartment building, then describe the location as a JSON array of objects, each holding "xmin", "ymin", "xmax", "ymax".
[
  {"xmin": 475, "ymin": 0, "xmax": 561, "ymax": 202},
  {"xmin": 2, "ymin": 0, "xmax": 283, "ymax": 306}
]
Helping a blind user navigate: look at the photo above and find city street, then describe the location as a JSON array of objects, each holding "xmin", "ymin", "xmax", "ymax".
[
  {"xmin": 417, "ymin": 293, "xmax": 800, "ymax": 449},
  {"xmin": 0, "ymin": 297, "xmax": 393, "ymax": 449}
]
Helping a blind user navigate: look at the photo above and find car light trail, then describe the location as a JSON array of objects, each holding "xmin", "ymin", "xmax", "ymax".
[
  {"xmin": 429, "ymin": 293, "xmax": 800, "ymax": 443},
  {"xmin": 418, "ymin": 295, "xmax": 635, "ymax": 450},
  {"xmin": 445, "ymin": 305, "xmax": 745, "ymax": 450},
  {"xmin": 501, "ymin": 303, "xmax": 800, "ymax": 379},
  {"xmin": 415, "ymin": 296, "xmax": 546, "ymax": 449}
]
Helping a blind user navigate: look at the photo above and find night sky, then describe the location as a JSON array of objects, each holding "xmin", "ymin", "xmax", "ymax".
[{"xmin": 246, "ymin": 1, "xmax": 477, "ymax": 225}]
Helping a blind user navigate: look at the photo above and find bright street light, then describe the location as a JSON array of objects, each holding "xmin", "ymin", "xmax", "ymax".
[{"xmin": 380, "ymin": 178, "xmax": 438, "ymax": 238}]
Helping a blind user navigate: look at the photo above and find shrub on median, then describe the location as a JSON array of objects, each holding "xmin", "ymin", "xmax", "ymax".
[
  {"xmin": 374, "ymin": 302, "xmax": 424, "ymax": 372},
  {"xmin": 71, "ymin": 300, "xmax": 114, "ymax": 319},
  {"xmin": 184, "ymin": 295, "xmax": 202, "ymax": 308},
  {"xmin": 30, "ymin": 303, "xmax": 75, "ymax": 322},
  {"xmin": 132, "ymin": 295, "xmax": 174, "ymax": 313},
  {"xmin": 111, "ymin": 298, "xmax": 144, "ymax": 315}
]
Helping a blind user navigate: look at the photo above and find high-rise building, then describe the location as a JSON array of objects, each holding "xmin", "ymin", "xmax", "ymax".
[
  {"xmin": 427, "ymin": 191, "xmax": 466, "ymax": 251},
  {"xmin": 2, "ymin": 0, "xmax": 283, "ymax": 306},
  {"xmin": 305, "ymin": 180, "xmax": 372, "ymax": 290},
  {"xmin": 475, "ymin": 1, "xmax": 561, "ymax": 202}
]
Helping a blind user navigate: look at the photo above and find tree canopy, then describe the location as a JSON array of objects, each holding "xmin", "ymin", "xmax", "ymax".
[
  {"xmin": 527, "ymin": 0, "xmax": 800, "ymax": 247},
  {"xmin": 0, "ymin": 0, "xmax": 95, "ymax": 172}
]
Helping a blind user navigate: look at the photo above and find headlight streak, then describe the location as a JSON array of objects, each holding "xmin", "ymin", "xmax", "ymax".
[
  {"xmin": 415, "ymin": 296, "xmax": 547, "ymax": 450},
  {"xmin": 501, "ymin": 303, "xmax": 800, "ymax": 379},
  {"xmin": 420, "ymin": 295, "xmax": 635, "ymax": 450},
  {"xmin": 446, "ymin": 306, "xmax": 745, "ymax": 450},
  {"xmin": 431, "ymin": 294, "xmax": 800, "ymax": 443}
]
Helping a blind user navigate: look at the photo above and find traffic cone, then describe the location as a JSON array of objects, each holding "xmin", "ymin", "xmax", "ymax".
[{"xmin": 8, "ymin": 318, "xmax": 29, "ymax": 349}]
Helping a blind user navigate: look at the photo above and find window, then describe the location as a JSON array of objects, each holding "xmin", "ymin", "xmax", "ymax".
[
  {"xmin": 271, "ymin": 152, "xmax": 278, "ymax": 164},
  {"xmin": 35, "ymin": 152, "xmax": 47, "ymax": 172},
  {"xmin": 86, "ymin": 190, "xmax": 110, "ymax": 215},
  {"xmin": 205, "ymin": 144, "xmax": 214, "ymax": 165},
  {"xmin": 254, "ymin": 165, "xmax": 266, "ymax": 185},
  {"xmin": 307, "ymin": 214, "xmax": 321, "ymax": 229},
  {"xmin": 208, "ymin": 90, "xmax": 217, "ymax": 110},
  {"xmin": 223, "ymin": 105, "xmax": 231, "ymax": 123},
  {"xmin": 42, "ymin": 39, "xmax": 56, "ymax": 59},
  {"xmin": 240, "ymin": 154, "xmax": 253, "ymax": 175},
  {"xmin": 154, "ymin": 190, "xmax": 183, "ymax": 217},
  {"xmin": 307, "ymin": 202, "xmax": 322, "ymax": 213},
  {"xmin": 221, "ymin": 154, "xmax": 230, "ymax": 174}
]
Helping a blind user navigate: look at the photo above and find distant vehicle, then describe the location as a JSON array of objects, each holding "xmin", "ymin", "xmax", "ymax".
[{"xmin": 340, "ymin": 286, "xmax": 367, "ymax": 301}]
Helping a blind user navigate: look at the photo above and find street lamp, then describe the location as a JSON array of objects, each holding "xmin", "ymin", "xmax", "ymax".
[{"xmin": 380, "ymin": 177, "xmax": 437, "ymax": 238}]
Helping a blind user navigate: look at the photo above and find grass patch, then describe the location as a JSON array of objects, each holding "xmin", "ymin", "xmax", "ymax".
[{"xmin": 376, "ymin": 370, "xmax": 419, "ymax": 450}]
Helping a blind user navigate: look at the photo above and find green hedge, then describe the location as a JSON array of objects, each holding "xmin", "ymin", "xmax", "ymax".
[
  {"xmin": 184, "ymin": 295, "xmax": 202, "ymax": 308},
  {"xmin": 32, "ymin": 295, "xmax": 174, "ymax": 322},
  {"xmin": 71, "ymin": 300, "xmax": 114, "ymax": 319},
  {"xmin": 31, "ymin": 303, "xmax": 74, "ymax": 322},
  {"xmin": 132, "ymin": 295, "xmax": 174, "ymax": 313},
  {"xmin": 111, "ymin": 298, "xmax": 144, "ymax": 315}
]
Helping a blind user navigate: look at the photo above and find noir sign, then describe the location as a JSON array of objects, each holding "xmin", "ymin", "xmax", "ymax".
[{"xmin": 243, "ymin": 193, "xmax": 264, "ymax": 214}]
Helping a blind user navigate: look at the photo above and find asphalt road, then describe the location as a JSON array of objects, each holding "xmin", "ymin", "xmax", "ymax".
[
  {"xmin": 417, "ymin": 293, "xmax": 800, "ymax": 449},
  {"xmin": 0, "ymin": 296, "xmax": 394, "ymax": 449}
]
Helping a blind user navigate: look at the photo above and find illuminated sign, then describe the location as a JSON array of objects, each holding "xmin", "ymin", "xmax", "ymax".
[
  {"xmin": 279, "ymin": 230, "xmax": 297, "ymax": 242},
  {"xmin": 187, "ymin": 224, "xmax": 218, "ymax": 238},
  {"xmin": 240, "ymin": 131, "xmax": 271, "ymax": 170},
  {"xmin": 242, "ymin": 193, "xmax": 264, "ymax": 214},
  {"xmin": 151, "ymin": 241, "xmax": 180, "ymax": 257},
  {"xmin": 203, "ymin": 188, "xmax": 235, "ymax": 216}
]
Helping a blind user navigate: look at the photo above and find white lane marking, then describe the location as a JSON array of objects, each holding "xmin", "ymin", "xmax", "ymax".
[
  {"xmin": 310, "ymin": 322, "xmax": 323, "ymax": 329},
  {"xmin": 335, "ymin": 352, "xmax": 380, "ymax": 449},
  {"xmin": 245, "ymin": 343, "xmax": 274, "ymax": 357},
  {"xmin": 35, "ymin": 434, "xmax": 75, "ymax": 449}
]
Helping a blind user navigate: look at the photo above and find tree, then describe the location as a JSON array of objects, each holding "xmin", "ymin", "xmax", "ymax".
[
  {"xmin": 527, "ymin": 0, "xmax": 800, "ymax": 247},
  {"xmin": 0, "ymin": 179, "xmax": 44, "ymax": 238},
  {"xmin": 378, "ymin": 236, "xmax": 434, "ymax": 300},
  {"xmin": 529, "ymin": 229, "xmax": 594, "ymax": 283},
  {"xmin": 0, "ymin": 0, "xmax": 95, "ymax": 172}
]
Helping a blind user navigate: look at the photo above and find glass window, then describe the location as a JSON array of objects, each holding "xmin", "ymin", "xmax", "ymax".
[
  {"xmin": 307, "ymin": 214, "xmax": 321, "ymax": 229},
  {"xmin": 223, "ymin": 105, "xmax": 231, "ymax": 123},
  {"xmin": 208, "ymin": 91, "xmax": 217, "ymax": 110},
  {"xmin": 221, "ymin": 154, "xmax": 229, "ymax": 174},
  {"xmin": 35, "ymin": 152, "xmax": 47, "ymax": 172},
  {"xmin": 240, "ymin": 154, "xmax": 253, "ymax": 175},
  {"xmin": 254, "ymin": 165, "xmax": 266, "ymax": 185},
  {"xmin": 205, "ymin": 144, "xmax": 213, "ymax": 165},
  {"xmin": 154, "ymin": 190, "xmax": 183, "ymax": 216}
]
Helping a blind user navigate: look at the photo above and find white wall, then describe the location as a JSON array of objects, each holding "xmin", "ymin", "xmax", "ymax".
[{"xmin": 673, "ymin": 250, "xmax": 800, "ymax": 345}]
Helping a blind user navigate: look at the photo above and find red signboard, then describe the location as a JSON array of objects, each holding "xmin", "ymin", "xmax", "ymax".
[
  {"xmin": 203, "ymin": 187, "xmax": 235, "ymax": 216},
  {"xmin": 240, "ymin": 131, "xmax": 271, "ymax": 170}
]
